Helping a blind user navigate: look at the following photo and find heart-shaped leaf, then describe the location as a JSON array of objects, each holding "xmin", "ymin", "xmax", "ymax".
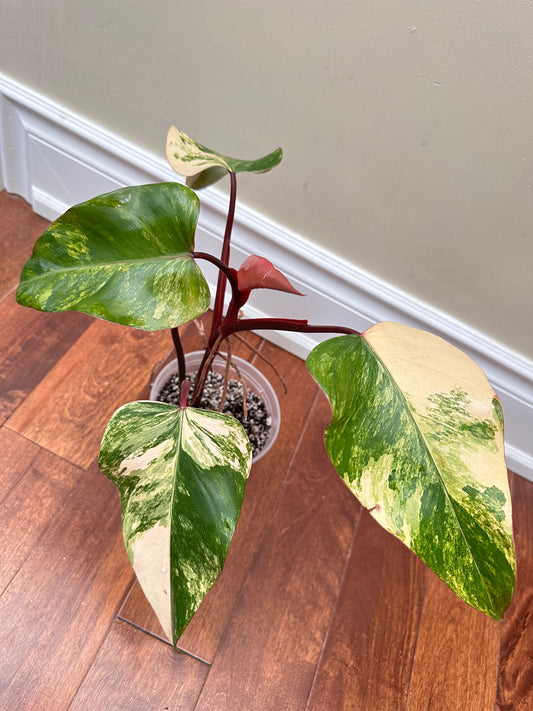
[
  {"xmin": 166, "ymin": 126, "xmax": 282, "ymax": 189},
  {"xmin": 307, "ymin": 322, "xmax": 515, "ymax": 619},
  {"xmin": 237, "ymin": 255, "xmax": 303, "ymax": 295},
  {"xmin": 99, "ymin": 400, "xmax": 252, "ymax": 645},
  {"xmin": 16, "ymin": 183, "xmax": 210, "ymax": 330}
]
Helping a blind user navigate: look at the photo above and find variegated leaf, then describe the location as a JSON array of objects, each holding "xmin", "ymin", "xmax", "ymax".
[
  {"xmin": 16, "ymin": 183, "xmax": 210, "ymax": 330},
  {"xmin": 166, "ymin": 126, "xmax": 282, "ymax": 189},
  {"xmin": 306, "ymin": 322, "xmax": 515, "ymax": 619},
  {"xmin": 99, "ymin": 400, "xmax": 252, "ymax": 645}
]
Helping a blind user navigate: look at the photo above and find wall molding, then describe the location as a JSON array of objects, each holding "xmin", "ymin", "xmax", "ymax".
[{"xmin": 2, "ymin": 72, "xmax": 532, "ymax": 481}]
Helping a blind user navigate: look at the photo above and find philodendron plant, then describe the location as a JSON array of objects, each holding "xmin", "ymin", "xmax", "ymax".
[{"xmin": 16, "ymin": 127, "xmax": 516, "ymax": 647}]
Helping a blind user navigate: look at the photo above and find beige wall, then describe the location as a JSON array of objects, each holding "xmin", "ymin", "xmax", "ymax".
[{"xmin": 1, "ymin": 1, "xmax": 532, "ymax": 357}]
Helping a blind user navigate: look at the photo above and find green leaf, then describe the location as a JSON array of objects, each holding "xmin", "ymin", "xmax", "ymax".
[
  {"xmin": 99, "ymin": 400, "xmax": 252, "ymax": 645},
  {"xmin": 166, "ymin": 126, "xmax": 283, "ymax": 188},
  {"xmin": 16, "ymin": 183, "xmax": 210, "ymax": 330},
  {"xmin": 307, "ymin": 322, "xmax": 515, "ymax": 619}
]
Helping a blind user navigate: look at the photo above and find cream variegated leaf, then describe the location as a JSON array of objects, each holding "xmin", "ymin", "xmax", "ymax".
[
  {"xmin": 166, "ymin": 126, "xmax": 282, "ymax": 188},
  {"xmin": 16, "ymin": 183, "xmax": 210, "ymax": 330},
  {"xmin": 98, "ymin": 400, "xmax": 252, "ymax": 645},
  {"xmin": 306, "ymin": 322, "xmax": 515, "ymax": 619}
]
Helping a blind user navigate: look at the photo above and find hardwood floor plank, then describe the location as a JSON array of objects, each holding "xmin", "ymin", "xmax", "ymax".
[
  {"xmin": 0, "ymin": 291, "xmax": 90, "ymax": 426},
  {"xmin": 0, "ymin": 461, "xmax": 134, "ymax": 710},
  {"xmin": 0, "ymin": 191, "xmax": 48, "ymax": 299},
  {"xmin": 496, "ymin": 473, "xmax": 533, "ymax": 710},
  {"xmin": 0, "ymin": 445, "xmax": 84, "ymax": 593},
  {"xmin": 6, "ymin": 317, "xmax": 170, "ymax": 468},
  {"xmin": 0, "ymin": 427, "xmax": 40, "ymax": 500},
  {"xmin": 193, "ymin": 392, "xmax": 360, "ymax": 710},
  {"xmin": 69, "ymin": 620, "xmax": 209, "ymax": 711},
  {"xmin": 176, "ymin": 342, "xmax": 322, "ymax": 662},
  {"xmin": 406, "ymin": 570, "xmax": 501, "ymax": 710},
  {"xmin": 307, "ymin": 510, "xmax": 426, "ymax": 711}
]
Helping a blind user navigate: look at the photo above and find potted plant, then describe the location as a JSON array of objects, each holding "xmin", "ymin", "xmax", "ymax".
[{"xmin": 15, "ymin": 127, "xmax": 516, "ymax": 648}]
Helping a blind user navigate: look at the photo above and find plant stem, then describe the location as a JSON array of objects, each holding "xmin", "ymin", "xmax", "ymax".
[
  {"xmin": 190, "ymin": 334, "xmax": 223, "ymax": 407},
  {"xmin": 210, "ymin": 171, "xmax": 237, "ymax": 338},
  {"xmin": 192, "ymin": 252, "xmax": 240, "ymax": 305},
  {"xmin": 219, "ymin": 318, "xmax": 360, "ymax": 339},
  {"xmin": 171, "ymin": 327, "xmax": 186, "ymax": 388},
  {"xmin": 190, "ymin": 318, "xmax": 358, "ymax": 407},
  {"xmin": 180, "ymin": 379, "xmax": 191, "ymax": 409}
]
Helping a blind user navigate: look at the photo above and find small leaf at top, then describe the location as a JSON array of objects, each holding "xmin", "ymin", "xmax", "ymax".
[
  {"xmin": 306, "ymin": 322, "xmax": 515, "ymax": 619},
  {"xmin": 99, "ymin": 400, "xmax": 252, "ymax": 645},
  {"xmin": 166, "ymin": 126, "xmax": 282, "ymax": 189},
  {"xmin": 16, "ymin": 183, "xmax": 210, "ymax": 330},
  {"xmin": 236, "ymin": 255, "xmax": 303, "ymax": 295}
]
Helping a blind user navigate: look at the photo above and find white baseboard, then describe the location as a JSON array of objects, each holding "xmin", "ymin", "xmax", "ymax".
[{"xmin": 1, "ymin": 72, "xmax": 532, "ymax": 481}]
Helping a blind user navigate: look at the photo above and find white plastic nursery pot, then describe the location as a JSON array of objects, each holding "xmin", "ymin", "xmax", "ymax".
[{"xmin": 149, "ymin": 351, "xmax": 281, "ymax": 462}]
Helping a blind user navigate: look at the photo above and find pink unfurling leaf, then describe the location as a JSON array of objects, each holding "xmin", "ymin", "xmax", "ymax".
[{"xmin": 236, "ymin": 256, "xmax": 303, "ymax": 296}]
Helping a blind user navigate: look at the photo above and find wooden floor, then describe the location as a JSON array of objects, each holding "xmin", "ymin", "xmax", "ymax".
[{"xmin": 1, "ymin": 190, "xmax": 532, "ymax": 710}]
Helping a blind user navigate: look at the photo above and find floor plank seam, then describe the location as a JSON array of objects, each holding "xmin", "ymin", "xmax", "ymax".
[
  {"xmin": 116, "ymin": 615, "xmax": 173, "ymax": 647},
  {"xmin": 2, "ymin": 424, "xmax": 97, "ymax": 472},
  {"xmin": 1, "ymin": 465, "xmax": 92, "ymax": 598},
  {"xmin": 65, "ymin": 614, "xmax": 131, "ymax": 711},
  {"xmin": 0, "ymin": 429, "xmax": 41, "ymax": 502},
  {"xmin": 64, "ymin": 570, "xmax": 138, "ymax": 708},
  {"xmin": 404, "ymin": 567, "xmax": 429, "ymax": 708},
  {"xmin": 117, "ymin": 616, "xmax": 212, "ymax": 667},
  {"xmin": 278, "ymin": 385, "xmax": 321, "ymax": 483},
  {"xmin": 1, "ymin": 568, "xmax": 24, "ymax": 598},
  {"xmin": 304, "ymin": 504, "xmax": 364, "ymax": 711},
  {"xmin": 493, "ymin": 620, "xmax": 505, "ymax": 711},
  {"xmin": 174, "ymin": 644, "xmax": 212, "ymax": 668}
]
